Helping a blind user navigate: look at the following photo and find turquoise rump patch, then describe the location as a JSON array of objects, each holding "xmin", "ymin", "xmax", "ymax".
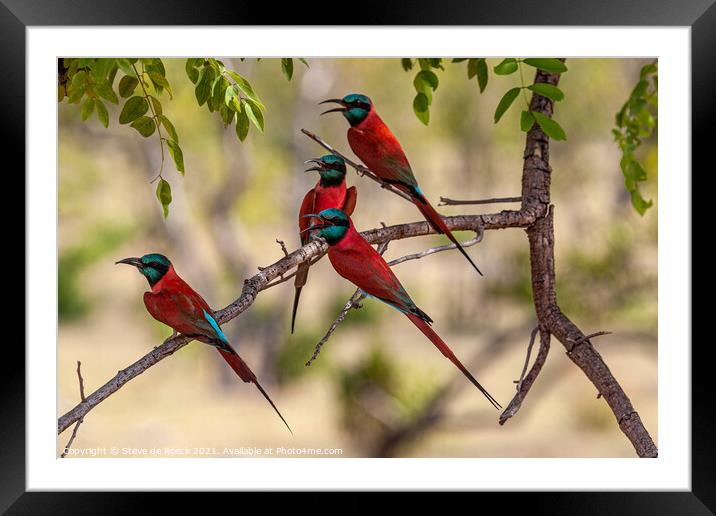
[{"xmin": 203, "ymin": 309, "xmax": 229, "ymax": 345}]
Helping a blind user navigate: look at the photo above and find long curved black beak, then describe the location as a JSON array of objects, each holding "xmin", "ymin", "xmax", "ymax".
[
  {"xmin": 319, "ymin": 98, "xmax": 345, "ymax": 115},
  {"xmin": 304, "ymin": 159, "xmax": 322, "ymax": 172},
  {"xmin": 116, "ymin": 257, "xmax": 143, "ymax": 268},
  {"xmin": 300, "ymin": 214, "xmax": 331, "ymax": 233}
]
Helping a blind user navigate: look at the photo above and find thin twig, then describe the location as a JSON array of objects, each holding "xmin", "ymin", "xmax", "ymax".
[
  {"xmin": 305, "ymin": 288, "xmax": 366, "ymax": 367},
  {"xmin": 387, "ymin": 225, "xmax": 483, "ymax": 267},
  {"xmin": 499, "ymin": 328, "xmax": 551, "ymax": 425},
  {"xmin": 276, "ymin": 239, "xmax": 289, "ymax": 257},
  {"xmin": 439, "ymin": 196, "xmax": 522, "ymax": 206},
  {"xmin": 133, "ymin": 62, "xmax": 166, "ymax": 184},
  {"xmin": 515, "ymin": 327, "xmax": 539, "ymax": 391},
  {"xmin": 573, "ymin": 330, "xmax": 613, "ymax": 347},
  {"xmin": 60, "ymin": 361, "xmax": 87, "ymax": 458},
  {"xmin": 305, "ymin": 240, "xmax": 390, "ymax": 366},
  {"xmin": 301, "ymin": 128, "xmax": 413, "ymax": 203}
]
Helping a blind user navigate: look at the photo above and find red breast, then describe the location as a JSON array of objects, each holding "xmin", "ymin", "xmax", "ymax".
[{"xmin": 347, "ymin": 108, "xmax": 411, "ymax": 180}]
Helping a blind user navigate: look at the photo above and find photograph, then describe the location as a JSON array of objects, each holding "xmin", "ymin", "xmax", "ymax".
[{"xmin": 56, "ymin": 56, "xmax": 658, "ymax": 459}]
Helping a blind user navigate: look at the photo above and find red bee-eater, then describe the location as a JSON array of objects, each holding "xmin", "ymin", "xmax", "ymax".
[
  {"xmin": 303, "ymin": 209, "xmax": 500, "ymax": 409},
  {"xmin": 321, "ymin": 93, "xmax": 483, "ymax": 276},
  {"xmin": 293, "ymin": 154, "xmax": 357, "ymax": 334},
  {"xmin": 117, "ymin": 253, "xmax": 292, "ymax": 433}
]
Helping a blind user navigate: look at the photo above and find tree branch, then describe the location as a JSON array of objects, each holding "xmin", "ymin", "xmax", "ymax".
[
  {"xmin": 517, "ymin": 61, "xmax": 657, "ymax": 457},
  {"xmin": 60, "ymin": 361, "xmax": 86, "ymax": 457},
  {"xmin": 499, "ymin": 327, "xmax": 551, "ymax": 425},
  {"xmin": 439, "ymin": 196, "xmax": 522, "ymax": 206},
  {"xmin": 57, "ymin": 213, "xmax": 512, "ymax": 435}
]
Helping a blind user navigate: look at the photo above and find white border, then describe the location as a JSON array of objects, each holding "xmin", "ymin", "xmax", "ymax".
[{"xmin": 28, "ymin": 27, "xmax": 690, "ymax": 490}]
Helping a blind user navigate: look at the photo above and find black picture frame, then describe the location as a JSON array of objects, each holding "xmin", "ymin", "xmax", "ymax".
[{"xmin": 6, "ymin": 0, "xmax": 705, "ymax": 512}]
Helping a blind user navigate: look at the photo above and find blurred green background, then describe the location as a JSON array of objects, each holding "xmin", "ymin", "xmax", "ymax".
[{"xmin": 58, "ymin": 58, "xmax": 657, "ymax": 457}]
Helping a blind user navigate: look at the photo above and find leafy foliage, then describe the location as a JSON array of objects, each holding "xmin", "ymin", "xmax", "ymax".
[
  {"xmin": 400, "ymin": 57, "xmax": 568, "ymax": 139},
  {"xmin": 613, "ymin": 62, "xmax": 657, "ymax": 215},
  {"xmin": 405, "ymin": 59, "xmax": 443, "ymax": 125},
  {"xmin": 59, "ymin": 57, "xmax": 305, "ymax": 218}
]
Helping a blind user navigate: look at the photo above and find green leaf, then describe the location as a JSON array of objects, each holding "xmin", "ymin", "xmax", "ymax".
[
  {"xmin": 467, "ymin": 58, "xmax": 478, "ymax": 79},
  {"xmin": 242, "ymin": 98, "xmax": 264, "ymax": 132},
  {"xmin": 219, "ymin": 103, "xmax": 233, "ymax": 128},
  {"xmin": 90, "ymin": 58, "xmax": 114, "ymax": 80},
  {"xmin": 156, "ymin": 178, "xmax": 172, "ymax": 219},
  {"xmin": 67, "ymin": 87, "xmax": 85, "ymax": 104},
  {"xmin": 69, "ymin": 70, "xmax": 88, "ymax": 90},
  {"xmin": 428, "ymin": 58, "xmax": 444, "ymax": 70},
  {"xmin": 476, "ymin": 59, "xmax": 488, "ymax": 92},
  {"xmin": 494, "ymin": 58, "xmax": 518, "ymax": 75},
  {"xmin": 118, "ymin": 75, "xmax": 139, "ymax": 98},
  {"xmin": 401, "ymin": 58, "xmax": 414, "ymax": 71},
  {"xmin": 94, "ymin": 80, "xmax": 118, "ymax": 104},
  {"xmin": 532, "ymin": 111, "xmax": 567, "ymax": 141},
  {"xmin": 520, "ymin": 110, "xmax": 534, "ymax": 132},
  {"xmin": 130, "ymin": 116, "xmax": 156, "ymax": 137},
  {"xmin": 185, "ymin": 58, "xmax": 201, "ymax": 83},
  {"xmin": 494, "ymin": 87, "xmax": 520, "ymax": 123},
  {"xmin": 208, "ymin": 76, "xmax": 226, "ymax": 113},
  {"xmin": 281, "ymin": 58, "xmax": 294, "ymax": 81},
  {"xmin": 630, "ymin": 188, "xmax": 653, "ymax": 216},
  {"xmin": 58, "ymin": 84, "xmax": 65, "ymax": 102},
  {"xmin": 227, "ymin": 71, "xmax": 264, "ymax": 110},
  {"xmin": 224, "ymin": 83, "xmax": 238, "ymax": 106},
  {"xmin": 413, "ymin": 93, "xmax": 429, "ymax": 125},
  {"xmin": 451, "ymin": 58, "xmax": 467, "ymax": 63},
  {"xmin": 640, "ymin": 63, "xmax": 657, "ymax": 79},
  {"xmin": 148, "ymin": 71, "xmax": 172, "ymax": 98},
  {"xmin": 195, "ymin": 66, "xmax": 215, "ymax": 107},
  {"xmin": 235, "ymin": 109, "xmax": 249, "ymax": 141},
  {"xmin": 107, "ymin": 63, "xmax": 119, "ymax": 85},
  {"xmin": 149, "ymin": 95, "xmax": 162, "ymax": 116},
  {"xmin": 159, "ymin": 115, "xmax": 178, "ymax": 142},
  {"xmin": 145, "ymin": 58, "xmax": 166, "ymax": 77},
  {"xmin": 166, "ymin": 139, "xmax": 185, "ymax": 174},
  {"xmin": 95, "ymin": 99, "xmax": 109, "ymax": 128},
  {"xmin": 418, "ymin": 58, "xmax": 431, "ymax": 71},
  {"xmin": 224, "ymin": 85, "xmax": 242, "ymax": 112},
  {"xmin": 298, "ymin": 58, "xmax": 309, "ymax": 68},
  {"xmin": 116, "ymin": 59, "xmax": 136, "ymax": 77},
  {"xmin": 80, "ymin": 98, "xmax": 95, "ymax": 121},
  {"xmin": 527, "ymin": 83, "xmax": 564, "ymax": 102},
  {"xmin": 522, "ymin": 58, "xmax": 568, "ymax": 74},
  {"xmin": 119, "ymin": 96, "xmax": 148, "ymax": 124},
  {"xmin": 413, "ymin": 70, "xmax": 439, "ymax": 102}
]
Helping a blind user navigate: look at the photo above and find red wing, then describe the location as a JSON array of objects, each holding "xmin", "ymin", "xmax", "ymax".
[
  {"xmin": 342, "ymin": 186, "xmax": 357, "ymax": 216},
  {"xmin": 348, "ymin": 116, "xmax": 416, "ymax": 187},
  {"xmin": 144, "ymin": 287, "xmax": 214, "ymax": 336},
  {"xmin": 298, "ymin": 187, "xmax": 317, "ymax": 246},
  {"xmin": 329, "ymin": 235, "xmax": 414, "ymax": 312}
]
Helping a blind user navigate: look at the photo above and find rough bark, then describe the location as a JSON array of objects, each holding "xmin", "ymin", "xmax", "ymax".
[{"xmin": 516, "ymin": 64, "xmax": 658, "ymax": 457}]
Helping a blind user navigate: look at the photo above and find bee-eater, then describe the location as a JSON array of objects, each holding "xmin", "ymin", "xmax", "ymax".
[
  {"xmin": 293, "ymin": 155, "xmax": 357, "ymax": 334},
  {"xmin": 321, "ymin": 93, "xmax": 483, "ymax": 276},
  {"xmin": 117, "ymin": 253, "xmax": 292, "ymax": 433},
  {"xmin": 303, "ymin": 209, "xmax": 500, "ymax": 409}
]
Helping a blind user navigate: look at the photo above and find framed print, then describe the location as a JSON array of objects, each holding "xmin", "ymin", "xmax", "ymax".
[{"xmin": 6, "ymin": 0, "xmax": 707, "ymax": 511}]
